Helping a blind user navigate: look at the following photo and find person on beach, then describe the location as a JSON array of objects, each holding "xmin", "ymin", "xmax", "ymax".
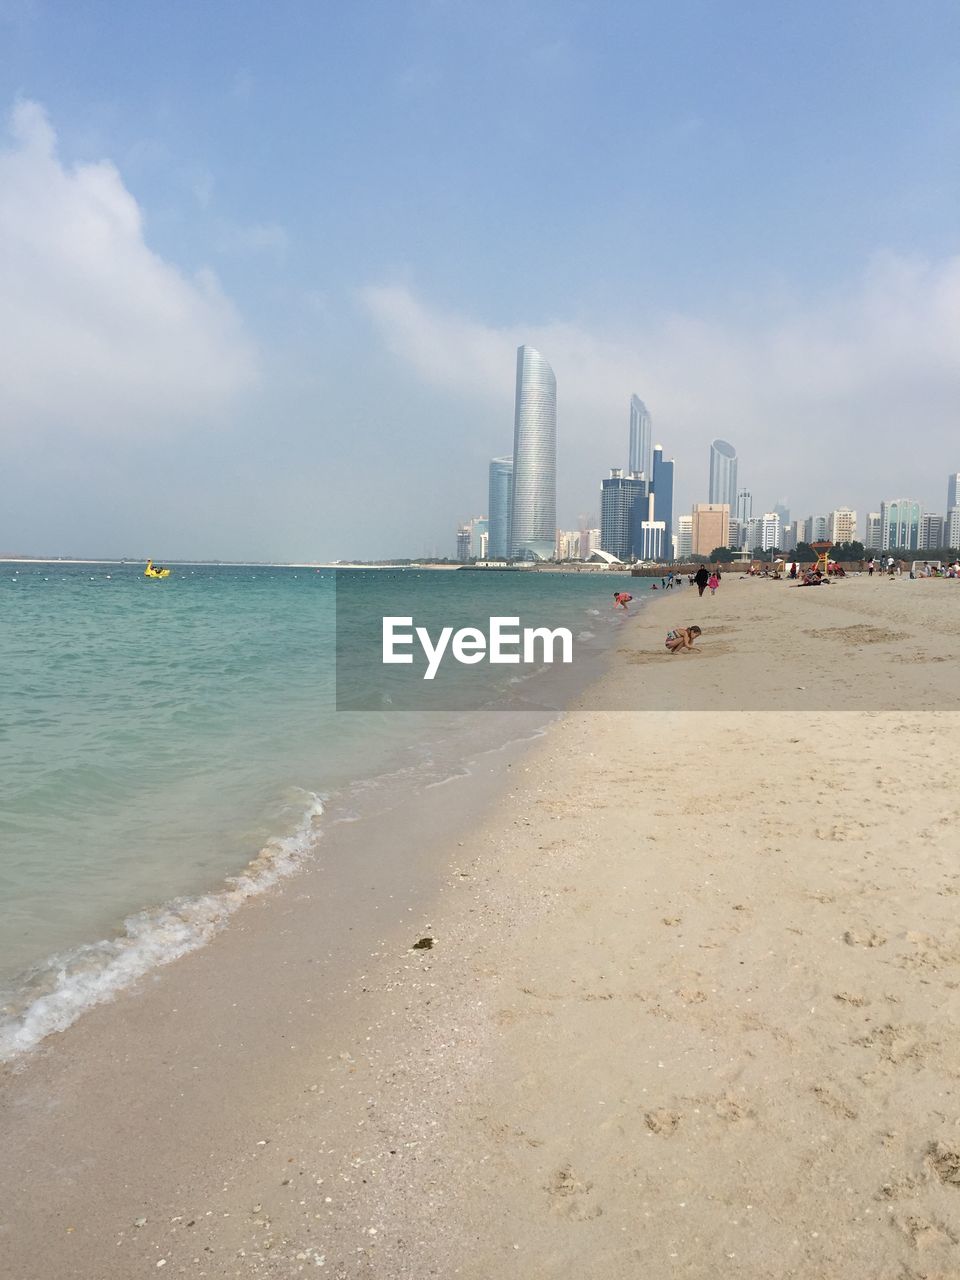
[
  {"xmin": 708, "ymin": 571, "xmax": 719, "ymax": 595},
  {"xmin": 694, "ymin": 565, "xmax": 710, "ymax": 596},
  {"xmin": 665, "ymin": 625, "xmax": 702, "ymax": 653},
  {"xmin": 613, "ymin": 591, "xmax": 633, "ymax": 610}
]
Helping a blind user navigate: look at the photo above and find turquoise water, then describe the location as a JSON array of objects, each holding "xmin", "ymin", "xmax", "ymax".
[{"xmin": 0, "ymin": 562, "xmax": 647, "ymax": 1058}]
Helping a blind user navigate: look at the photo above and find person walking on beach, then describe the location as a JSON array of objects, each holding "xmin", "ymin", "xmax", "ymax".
[
  {"xmin": 665, "ymin": 625, "xmax": 702, "ymax": 653},
  {"xmin": 694, "ymin": 565, "xmax": 710, "ymax": 597},
  {"xmin": 708, "ymin": 571, "xmax": 720, "ymax": 595},
  {"xmin": 613, "ymin": 591, "xmax": 633, "ymax": 611}
]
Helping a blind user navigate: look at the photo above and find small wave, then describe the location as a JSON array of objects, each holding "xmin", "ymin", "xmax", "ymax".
[
  {"xmin": 0, "ymin": 793, "xmax": 325, "ymax": 1064},
  {"xmin": 578, "ymin": 630, "xmax": 595, "ymax": 641}
]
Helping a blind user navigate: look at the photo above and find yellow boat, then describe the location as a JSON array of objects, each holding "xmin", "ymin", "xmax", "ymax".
[{"xmin": 144, "ymin": 560, "xmax": 171, "ymax": 579}]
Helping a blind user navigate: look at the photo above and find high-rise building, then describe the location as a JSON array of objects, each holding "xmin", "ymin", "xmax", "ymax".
[
  {"xmin": 709, "ymin": 440, "xmax": 738, "ymax": 510},
  {"xmin": 583, "ymin": 528, "xmax": 601, "ymax": 558},
  {"xmin": 509, "ymin": 346, "xmax": 556, "ymax": 560},
  {"xmin": 948, "ymin": 508, "xmax": 960, "ymax": 550},
  {"xmin": 736, "ymin": 489, "xmax": 752, "ymax": 529},
  {"xmin": 555, "ymin": 530, "xmax": 582, "ymax": 560},
  {"xmin": 628, "ymin": 396, "xmax": 652, "ymax": 481},
  {"xmin": 828, "ymin": 508, "xmax": 858, "ymax": 545},
  {"xmin": 456, "ymin": 524, "xmax": 472, "ymax": 562},
  {"xmin": 488, "ymin": 456, "xmax": 513, "ymax": 559},
  {"xmin": 636, "ymin": 492, "xmax": 666, "ymax": 562},
  {"xmin": 948, "ymin": 474, "xmax": 960, "ymax": 512},
  {"xmin": 803, "ymin": 515, "xmax": 830, "ymax": 544},
  {"xmin": 677, "ymin": 515, "xmax": 693, "ymax": 560},
  {"xmin": 880, "ymin": 499, "xmax": 922, "ymax": 551},
  {"xmin": 749, "ymin": 513, "xmax": 782, "ymax": 552},
  {"xmin": 470, "ymin": 517, "xmax": 489, "ymax": 559},
  {"xmin": 691, "ymin": 503, "xmax": 730, "ymax": 557},
  {"xmin": 600, "ymin": 468, "xmax": 648, "ymax": 561},
  {"xmin": 780, "ymin": 523, "xmax": 798, "ymax": 552},
  {"xmin": 864, "ymin": 513, "xmax": 882, "ymax": 551},
  {"xmin": 651, "ymin": 444, "xmax": 675, "ymax": 556},
  {"xmin": 920, "ymin": 514, "xmax": 945, "ymax": 550}
]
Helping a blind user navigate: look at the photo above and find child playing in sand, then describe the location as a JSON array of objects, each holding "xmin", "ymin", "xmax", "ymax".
[{"xmin": 665, "ymin": 625, "xmax": 702, "ymax": 653}]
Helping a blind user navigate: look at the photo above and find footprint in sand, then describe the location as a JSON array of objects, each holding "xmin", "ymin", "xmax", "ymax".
[
  {"xmin": 644, "ymin": 1109, "xmax": 681, "ymax": 1135},
  {"xmin": 545, "ymin": 1165, "xmax": 603, "ymax": 1220},
  {"xmin": 924, "ymin": 1142, "xmax": 960, "ymax": 1188}
]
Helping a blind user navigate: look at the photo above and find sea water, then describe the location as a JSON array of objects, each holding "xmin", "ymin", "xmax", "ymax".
[{"xmin": 0, "ymin": 562, "xmax": 651, "ymax": 1059}]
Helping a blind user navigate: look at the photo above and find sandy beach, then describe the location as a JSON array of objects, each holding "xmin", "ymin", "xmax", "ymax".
[{"xmin": 3, "ymin": 572, "xmax": 960, "ymax": 1279}]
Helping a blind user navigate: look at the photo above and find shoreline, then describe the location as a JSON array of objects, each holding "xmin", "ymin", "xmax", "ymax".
[{"xmin": 3, "ymin": 576, "xmax": 960, "ymax": 1277}]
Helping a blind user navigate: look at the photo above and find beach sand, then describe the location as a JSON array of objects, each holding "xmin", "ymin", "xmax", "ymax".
[{"xmin": 2, "ymin": 572, "xmax": 960, "ymax": 1278}]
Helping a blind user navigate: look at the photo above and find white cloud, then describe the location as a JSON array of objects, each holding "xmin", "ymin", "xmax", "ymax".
[
  {"xmin": 0, "ymin": 100, "xmax": 258, "ymax": 438},
  {"xmin": 361, "ymin": 259, "xmax": 960, "ymax": 518}
]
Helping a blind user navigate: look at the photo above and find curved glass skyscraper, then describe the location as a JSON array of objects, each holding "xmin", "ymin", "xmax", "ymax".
[
  {"xmin": 709, "ymin": 439, "xmax": 738, "ymax": 510},
  {"xmin": 509, "ymin": 345, "xmax": 557, "ymax": 560},
  {"xmin": 628, "ymin": 395, "xmax": 652, "ymax": 479}
]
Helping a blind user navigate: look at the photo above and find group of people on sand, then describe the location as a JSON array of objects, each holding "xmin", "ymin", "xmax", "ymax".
[{"xmin": 614, "ymin": 569, "xmax": 712, "ymax": 655}]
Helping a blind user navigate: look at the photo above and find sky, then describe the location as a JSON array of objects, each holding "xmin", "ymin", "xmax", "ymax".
[{"xmin": 1, "ymin": 0, "xmax": 958, "ymax": 559}]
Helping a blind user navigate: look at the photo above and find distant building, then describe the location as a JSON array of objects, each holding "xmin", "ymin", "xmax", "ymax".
[
  {"xmin": 803, "ymin": 515, "xmax": 830, "ymax": 544},
  {"xmin": 880, "ymin": 499, "xmax": 922, "ymax": 551},
  {"xmin": 555, "ymin": 529, "xmax": 582, "ymax": 560},
  {"xmin": 636, "ymin": 493, "xmax": 666, "ymax": 561},
  {"xmin": 582, "ymin": 527, "xmax": 602, "ymax": 558},
  {"xmin": 828, "ymin": 508, "xmax": 858, "ymax": 545},
  {"xmin": 948, "ymin": 508, "xmax": 960, "ymax": 550},
  {"xmin": 736, "ymin": 488, "xmax": 752, "ymax": 527},
  {"xmin": 470, "ymin": 517, "xmax": 489, "ymax": 560},
  {"xmin": 488, "ymin": 457, "xmax": 513, "ymax": 559},
  {"xmin": 691, "ymin": 503, "xmax": 730, "ymax": 557},
  {"xmin": 509, "ymin": 346, "xmax": 556, "ymax": 560},
  {"xmin": 600, "ymin": 468, "xmax": 648, "ymax": 561},
  {"xmin": 747, "ymin": 513, "xmax": 781, "ymax": 553},
  {"xmin": 651, "ymin": 444, "xmax": 675, "ymax": 555},
  {"xmin": 728, "ymin": 518, "xmax": 741, "ymax": 551},
  {"xmin": 948, "ymin": 473, "xmax": 960, "ymax": 512},
  {"xmin": 920, "ymin": 514, "xmax": 945, "ymax": 551},
  {"xmin": 456, "ymin": 524, "xmax": 472, "ymax": 562},
  {"xmin": 780, "ymin": 523, "xmax": 798, "ymax": 552},
  {"xmin": 628, "ymin": 396, "xmax": 652, "ymax": 481},
  {"xmin": 709, "ymin": 439, "xmax": 738, "ymax": 510},
  {"xmin": 864, "ymin": 513, "xmax": 882, "ymax": 551},
  {"xmin": 677, "ymin": 514, "xmax": 693, "ymax": 560}
]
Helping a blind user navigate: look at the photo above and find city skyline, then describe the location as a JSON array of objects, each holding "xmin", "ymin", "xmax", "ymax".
[{"xmin": 1, "ymin": 3, "xmax": 958, "ymax": 561}]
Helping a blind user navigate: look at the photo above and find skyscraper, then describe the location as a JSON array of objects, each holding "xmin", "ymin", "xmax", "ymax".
[
  {"xmin": 509, "ymin": 346, "xmax": 557, "ymax": 560},
  {"xmin": 828, "ymin": 508, "xmax": 857, "ymax": 545},
  {"xmin": 651, "ymin": 444, "xmax": 674, "ymax": 558},
  {"xmin": 709, "ymin": 440, "xmax": 738, "ymax": 510},
  {"xmin": 600, "ymin": 468, "xmax": 648, "ymax": 561},
  {"xmin": 691, "ymin": 504, "xmax": 730, "ymax": 557},
  {"xmin": 948, "ymin": 474, "xmax": 960, "ymax": 511},
  {"xmin": 880, "ymin": 499, "xmax": 922, "ymax": 551},
  {"xmin": 628, "ymin": 395, "xmax": 652, "ymax": 481},
  {"xmin": 488, "ymin": 456, "xmax": 513, "ymax": 559}
]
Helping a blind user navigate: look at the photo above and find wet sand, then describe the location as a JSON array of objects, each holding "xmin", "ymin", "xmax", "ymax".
[{"xmin": 2, "ymin": 573, "xmax": 960, "ymax": 1278}]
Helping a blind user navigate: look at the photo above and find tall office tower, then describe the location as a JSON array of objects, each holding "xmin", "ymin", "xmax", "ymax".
[
  {"xmin": 470, "ymin": 517, "xmax": 489, "ymax": 559},
  {"xmin": 864, "ymin": 513, "xmax": 882, "ymax": 551},
  {"xmin": 709, "ymin": 439, "xmax": 738, "ymax": 509},
  {"xmin": 600, "ymin": 468, "xmax": 648, "ymax": 561},
  {"xmin": 736, "ymin": 489, "xmax": 752, "ymax": 528},
  {"xmin": 488, "ymin": 456, "xmax": 513, "ymax": 559},
  {"xmin": 780, "ymin": 523, "xmax": 798, "ymax": 552},
  {"xmin": 828, "ymin": 508, "xmax": 858, "ymax": 545},
  {"xmin": 880, "ymin": 499, "xmax": 922, "ymax": 551},
  {"xmin": 628, "ymin": 395, "xmax": 652, "ymax": 481},
  {"xmin": 948, "ymin": 474, "xmax": 960, "ymax": 511},
  {"xmin": 651, "ymin": 444, "xmax": 675, "ymax": 556},
  {"xmin": 677, "ymin": 514, "xmax": 693, "ymax": 560},
  {"xmin": 456, "ymin": 524, "xmax": 472, "ymax": 562},
  {"xmin": 691, "ymin": 503, "xmax": 730, "ymax": 557},
  {"xmin": 948, "ymin": 508, "xmax": 960, "ymax": 550},
  {"xmin": 803, "ymin": 515, "xmax": 829, "ymax": 544},
  {"xmin": 920, "ymin": 514, "xmax": 945, "ymax": 550},
  {"xmin": 637, "ymin": 491, "xmax": 666, "ymax": 561},
  {"xmin": 773, "ymin": 500, "xmax": 790, "ymax": 529},
  {"xmin": 509, "ymin": 346, "xmax": 557, "ymax": 560}
]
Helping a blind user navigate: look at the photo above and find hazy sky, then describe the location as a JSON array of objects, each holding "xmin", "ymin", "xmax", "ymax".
[{"xmin": 1, "ymin": 0, "xmax": 958, "ymax": 559}]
